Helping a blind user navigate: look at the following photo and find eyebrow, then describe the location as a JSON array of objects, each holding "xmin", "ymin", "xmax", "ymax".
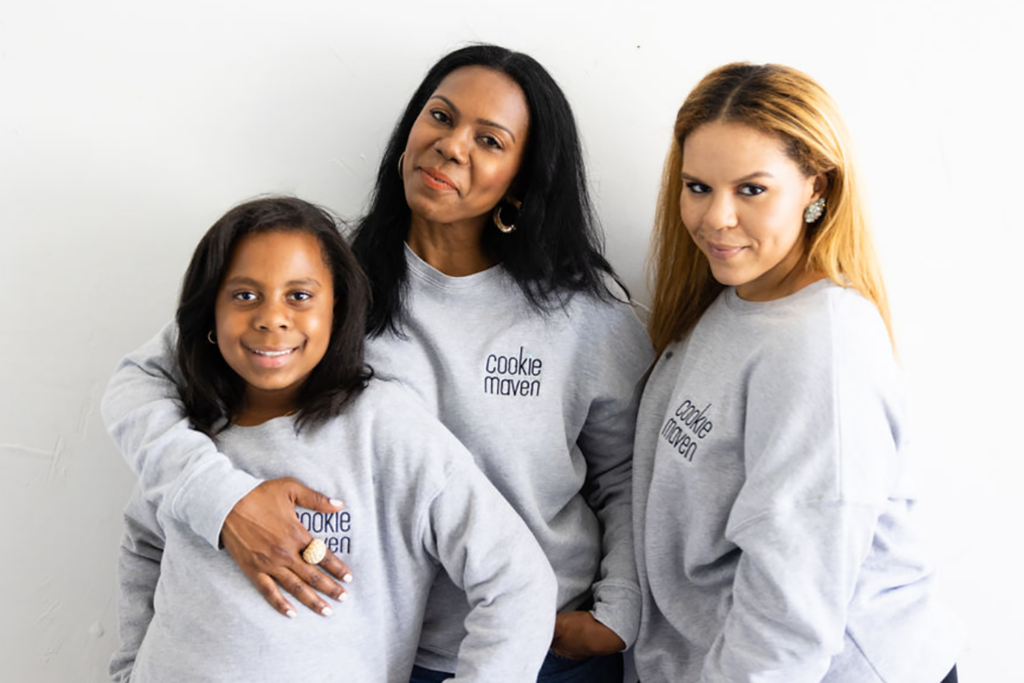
[
  {"xmin": 223, "ymin": 276, "xmax": 323, "ymax": 288},
  {"xmin": 430, "ymin": 94, "xmax": 518, "ymax": 142},
  {"xmin": 680, "ymin": 171, "xmax": 775, "ymax": 184}
]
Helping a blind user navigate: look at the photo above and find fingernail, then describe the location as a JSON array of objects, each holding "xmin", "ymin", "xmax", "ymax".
[
  {"xmin": 343, "ymin": 573, "xmax": 353, "ymax": 583},
  {"xmin": 321, "ymin": 605, "xmax": 334, "ymax": 617},
  {"xmin": 285, "ymin": 609, "xmax": 297, "ymax": 619},
  {"xmin": 329, "ymin": 498, "xmax": 344, "ymax": 508},
  {"xmin": 337, "ymin": 591, "xmax": 349, "ymax": 602}
]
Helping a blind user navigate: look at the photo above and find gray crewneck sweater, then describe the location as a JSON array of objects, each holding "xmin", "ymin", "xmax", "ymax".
[
  {"xmin": 368, "ymin": 248, "xmax": 654, "ymax": 671},
  {"xmin": 110, "ymin": 379, "xmax": 557, "ymax": 682},
  {"xmin": 633, "ymin": 281, "xmax": 961, "ymax": 683},
  {"xmin": 101, "ymin": 247, "xmax": 654, "ymax": 674}
]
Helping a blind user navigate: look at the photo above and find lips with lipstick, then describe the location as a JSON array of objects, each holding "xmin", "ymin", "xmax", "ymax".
[
  {"xmin": 419, "ymin": 166, "xmax": 459, "ymax": 193},
  {"xmin": 706, "ymin": 242, "xmax": 747, "ymax": 260}
]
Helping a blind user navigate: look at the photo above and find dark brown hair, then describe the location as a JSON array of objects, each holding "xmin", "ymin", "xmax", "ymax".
[{"xmin": 176, "ymin": 196, "xmax": 372, "ymax": 434}]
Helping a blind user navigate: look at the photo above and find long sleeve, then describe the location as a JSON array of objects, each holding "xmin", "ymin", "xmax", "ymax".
[
  {"xmin": 577, "ymin": 300, "xmax": 654, "ymax": 648},
  {"xmin": 700, "ymin": 297, "xmax": 899, "ymax": 683},
  {"xmin": 422, "ymin": 459, "xmax": 558, "ymax": 682},
  {"xmin": 101, "ymin": 323, "xmax": 261, "ymax": 547},
  {"xmin": 109, "ymin": 489, "xmax": 164, "ymax": 683}
]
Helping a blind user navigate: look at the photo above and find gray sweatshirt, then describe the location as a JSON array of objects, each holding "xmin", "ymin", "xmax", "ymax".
[
  {"xmin": 110, "ymin": 379, "xmax": 557, "ymax": 683},
  {"xmin": 101, "ymin": 247, "xmax": 653, "ymax": 674},
  {"xmin": 367, "ymin": 248, "xmax": 654, "ymax": 671},
  {"xmin": 633, "ymin": 281, "xmax": 962, "ymax": 683}
]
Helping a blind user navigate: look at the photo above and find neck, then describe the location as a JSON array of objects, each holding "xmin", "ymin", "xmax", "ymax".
[
  {"xmin": 406, "ymin": 214, "xmax": 497, "ymax": 276},
  {"xmin": 235, "ymin": 387, "xmax": 299, "ymax": 426}
]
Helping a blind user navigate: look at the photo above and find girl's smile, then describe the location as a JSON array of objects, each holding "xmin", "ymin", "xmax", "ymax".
[{"xmin": 246, "ymin": 344, "xmax": 301, "ymax": 368}]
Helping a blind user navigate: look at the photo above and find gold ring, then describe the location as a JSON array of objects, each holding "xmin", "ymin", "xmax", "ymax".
[{"xmin": 301, "ymin": 538, "xmax": 327, "ymax": 565}]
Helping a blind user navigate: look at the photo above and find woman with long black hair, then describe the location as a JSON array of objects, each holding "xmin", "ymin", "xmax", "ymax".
[{"xmin": 103, "ymin": 44, "xmax": 653, "ymax": 683}]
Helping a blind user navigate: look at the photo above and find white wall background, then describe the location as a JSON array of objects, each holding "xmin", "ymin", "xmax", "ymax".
[{"xmin": 2, "ymin": 1, "xmax": 1020, "ymax": 680}]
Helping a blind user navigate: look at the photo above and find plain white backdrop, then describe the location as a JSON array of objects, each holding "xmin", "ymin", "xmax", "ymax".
[{"xmin": 2, "ymin": 1, "xmax": 1020, "ymax": 680}]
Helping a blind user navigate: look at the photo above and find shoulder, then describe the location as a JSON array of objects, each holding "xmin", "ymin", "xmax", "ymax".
[
  {"xmin": 758, "ymin": 281, "xmax": 887, "ymax": 359},
  {"xmin": 353, "ymin": 376, "xmax": 426, "ymax": 414},
  {"xmin": 351, "ymin": 379, "xmax": 454, "ymax": 439},
  {"xmin": 355, "ymin": 377, "xmax": 474, "ymax": 469},
  {"xmin": 743, "ymin": 282, "xmax": 895, "ymax": 396},
  {"xmin": 566, "ymin": 282, "xmax": 651, "ymax": 345},
  {"xmin": 558, "ymin": 288, "xmax": 655, "ymax": 387}
]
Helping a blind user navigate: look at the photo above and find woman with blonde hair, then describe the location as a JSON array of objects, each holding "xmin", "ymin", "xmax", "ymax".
[{"xmin": 633, "ymin": 63, "xmax": 962, "ymax": 682}]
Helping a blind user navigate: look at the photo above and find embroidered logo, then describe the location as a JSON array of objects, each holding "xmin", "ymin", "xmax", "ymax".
[
  {"xmin": 483, "ymin": 346, "xmax": 543, "ymax": 397},
  {"xmin": 296, "ymin": 508, "xmax": 353, "ymax": 555},
  {"xmin": 660, "ymin": 398, "xmax": 714, "ymax": 463}
]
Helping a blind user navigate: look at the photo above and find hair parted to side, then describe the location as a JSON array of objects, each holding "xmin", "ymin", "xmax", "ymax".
[
  {"xmin": 647, "ymin": 62, "xmax": 893, "ymax": 356},
  {"xmin": 352, "ymin": 43, "xmax": 619, "ymax": 336},
  {"xmin": 176, "ymin": 196, "xmax": 373, "ymax": 435}
]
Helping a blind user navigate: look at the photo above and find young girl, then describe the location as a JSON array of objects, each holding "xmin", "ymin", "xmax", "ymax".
[
  {"xmin": 109, "ymin": 197, "xmax": 556, "ymax": 682},
  {"xmin": 633, "ymin": 64, "xmax": 962, "ymax": 682}
]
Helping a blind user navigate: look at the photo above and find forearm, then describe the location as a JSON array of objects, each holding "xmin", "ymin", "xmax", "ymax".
[
  {"xmin": 587, "ymin": 472, "xmax": 640, "ymax": 647},
  {"xmin": 431, "ymin": 466, "xmax": 557, "ymax": 682},
  {"xmin": 580, "ymin": 412, "xmax": 642, "ymax": 647},
  {"xmin": 102, "ymin": 323, "xmax": 261, "ymax": 546},
  {"xmin": 702, "ymin": 503, "xmax": 879, "ymax": 682}
]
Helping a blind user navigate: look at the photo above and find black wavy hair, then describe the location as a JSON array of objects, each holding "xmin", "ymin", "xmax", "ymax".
[
  {"xmin": 176, "ymin": 196, "xmax": 372, "ymax": 435},
  {"xmin": 352, "ymin": 43, "xmax": 620, "ymax": 335}
]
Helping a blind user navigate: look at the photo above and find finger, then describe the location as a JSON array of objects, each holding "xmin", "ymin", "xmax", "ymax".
[
  {"xmin": 251, "ymin": 572, "xmax": 298, "ymax": 618},
  {"xmin": 295, "ymin": 551, "xmax": 347, "ymax": 601},
  {"xmin": 297, "ymin": 562, "xmax": 349, "ymax": 603},
  {"xmin": 289, "ymin": 481, "xmax": 344, "ymax": 514},
  {"xmin": 317, "ymin": 549, "xmax": 354, "ymax": 589},
  {"xmin": 276, "ymin": 567, "xmax": 336, "ymax": 617}
]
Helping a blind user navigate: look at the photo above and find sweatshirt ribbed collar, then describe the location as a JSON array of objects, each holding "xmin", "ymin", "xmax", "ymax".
[{"xmin": 403, "ymin": 243, "xmax": 506, "ymax": 292}]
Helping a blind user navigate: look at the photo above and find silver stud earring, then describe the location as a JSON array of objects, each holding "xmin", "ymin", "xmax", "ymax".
[{"xmin": 803, "ymin": 197, "xmax": 826, "ymax": 224}]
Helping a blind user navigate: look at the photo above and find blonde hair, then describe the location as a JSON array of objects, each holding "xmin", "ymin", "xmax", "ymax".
[{"xmin": 647, "ymin": 63, "xmax": 892, "ymax": 356}]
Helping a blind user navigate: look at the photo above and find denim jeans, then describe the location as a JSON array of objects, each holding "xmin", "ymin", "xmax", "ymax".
[{"xmin": 410, "ymin": 650, "xmax": 624, "ymax": 683}]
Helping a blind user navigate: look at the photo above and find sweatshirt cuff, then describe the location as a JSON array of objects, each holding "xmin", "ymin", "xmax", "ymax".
[
  {"xmin": 173, "ymin": 458, "xmax": 263, "ymax": 548},
  {"xmin": 591, "ymin": 581, "xmax": 642, "ymax": 649}
]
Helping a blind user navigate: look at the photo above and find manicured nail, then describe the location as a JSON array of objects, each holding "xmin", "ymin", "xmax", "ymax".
[
  {"xmin": 321, "ymin": 605, "xmax": 334, "ymax": 617},
  {"xmin": 343, "ymin": 573, "xmax": 353, "ymax": 583},
  {"xmin": 330, "ymin": 499, "xmax": 344, "ymax": 508},
  {"xmin": 285, "ymin": 609, "xmax": 297, "ymax": 619},
  {"xmin": 337, "ymin": 592, "xmax": 349, "ymax": 602}
]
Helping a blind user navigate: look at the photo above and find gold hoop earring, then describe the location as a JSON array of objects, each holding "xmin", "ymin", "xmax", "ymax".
[
  {"xmin": 493, "ymin": 197, "xmax": 522, "ymax": 234},
  {"xmin": 397, "ymin": 152, "xmax": 406, "ymax": 177},
  {"xmin": 207, "ymin": 330, "xmax": 217, "ymax": 345}
]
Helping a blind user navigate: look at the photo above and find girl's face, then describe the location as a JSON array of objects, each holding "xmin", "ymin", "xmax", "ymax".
[
  {"xmin": 401, "ymin": 65, "xmax": 530, "ymax": 233},
  {"xmin": 680, "ymin": 121, "xmax": 824, "ymax": 301},
  {"xmin": 215, "ymin": 230, "xmax": 333, "ymax": 417}
]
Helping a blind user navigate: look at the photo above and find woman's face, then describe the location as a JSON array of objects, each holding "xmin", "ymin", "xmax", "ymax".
[
  {"xmin": 401, "ymin": 65, "xmax": 530, "ymax": 232},
  {"xmin": 680, "ymin": 121, "xmax": 823, "ymax": 301},
  {"xmin": 215, "ymin": 230, "xmax": 334, "ymax": 415}
]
